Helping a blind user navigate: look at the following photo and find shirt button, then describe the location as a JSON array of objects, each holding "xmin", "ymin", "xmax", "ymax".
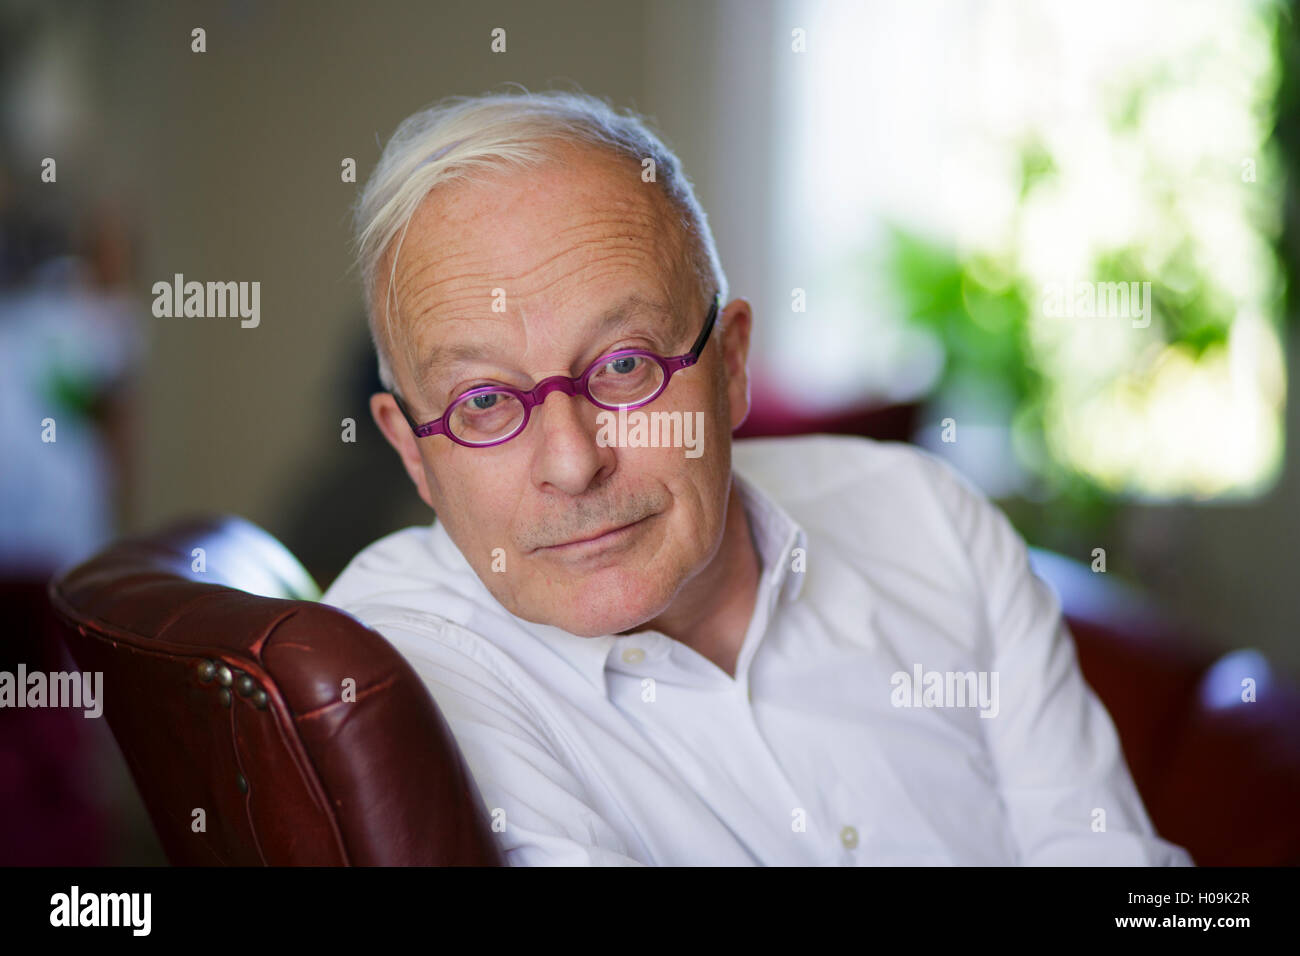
[
  {"xmin": 621, "ymin": 647, "xmax": 646, "ymax": 665},
  {"xmin": 840, "ymin": 826, "xmax": 859, "ymax": 849}
]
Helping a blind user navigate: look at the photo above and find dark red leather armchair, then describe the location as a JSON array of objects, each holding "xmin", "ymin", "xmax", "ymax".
[
  {"xmin": 46, "ymin": 515, "xmax": 502, "ymax": 866},
  {"xmin": 1029, "ymin": 549, "xmax": 1300, "ymax": 866}
]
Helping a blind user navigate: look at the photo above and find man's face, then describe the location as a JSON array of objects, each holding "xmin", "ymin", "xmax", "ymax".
[{"xmin": 370, "ymin": 144, "xmax": 752, "ymax": 637}]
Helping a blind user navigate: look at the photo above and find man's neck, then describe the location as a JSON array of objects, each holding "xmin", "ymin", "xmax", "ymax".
[{"xmin": 631, "ymin": 479, "xmax": 761, "ymax": 679}]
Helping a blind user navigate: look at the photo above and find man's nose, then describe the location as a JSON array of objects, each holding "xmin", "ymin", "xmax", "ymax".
[{"xmin": 528, "ymin": 386, "xmax": 614, "ymax": 495}]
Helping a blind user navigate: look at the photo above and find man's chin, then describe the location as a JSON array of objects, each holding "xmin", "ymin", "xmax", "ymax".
[
  {"xmin": 540, "ymin": 605, "xmax": 657, "ymax": 639},
  {"xmin": 513, "ymin": 586, "xmax": 666, "ymax": 639}
]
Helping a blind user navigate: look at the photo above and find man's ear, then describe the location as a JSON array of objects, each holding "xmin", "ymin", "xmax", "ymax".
[
  {"xmin": 719, "ymin": 298, "xmax": 753, "ymax": 432},
  {"xmin": 370, "ymin": 392, "xmax": 436, "ymax": 509}
]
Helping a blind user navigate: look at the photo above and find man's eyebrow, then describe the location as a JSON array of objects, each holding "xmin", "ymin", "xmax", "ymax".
[{"xmin": 414, "ymin": 293, "xmax": 683, "ymax": 391}]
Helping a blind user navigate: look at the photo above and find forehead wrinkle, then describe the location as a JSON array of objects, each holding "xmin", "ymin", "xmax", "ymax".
[
  {"xmin": 389, "ymin": 248, "xmax": 495, "ymax": 379},
  {"xmin": 548, "ymin": 210, "xmax": 664, "ymax": 245},
  {"xmin": 393, "ymin": 254, "xmax": 487, "ymax": 323},
  {"xmin": 474, "ymin": 209, "xmax": 671, "ymax": 302}
]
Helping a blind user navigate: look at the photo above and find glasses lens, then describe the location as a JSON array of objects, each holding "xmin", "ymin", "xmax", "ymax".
[
  {"xmin": 588, "ymin": 353, "xmax": 665, "ymax": 408},
  {"xmin": 447, "ymin": 389, "xmax": 526, "ymax": 445}
]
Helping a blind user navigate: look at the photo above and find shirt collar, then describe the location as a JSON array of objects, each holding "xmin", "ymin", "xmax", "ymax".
[
  {"xmin": 428, "ymin": 465, "xmax": 808, "ymax": 697},
  {"xmin": 732, "ymin": 465, "xmax": 808, "ymax": 610}
]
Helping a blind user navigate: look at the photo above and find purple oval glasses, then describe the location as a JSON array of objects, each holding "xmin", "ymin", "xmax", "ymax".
[{"xmin": 392, "ymin": 291, "xmax": 721, "ymax": 448}]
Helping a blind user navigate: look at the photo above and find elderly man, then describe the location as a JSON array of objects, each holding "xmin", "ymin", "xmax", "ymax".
[{"xmin": 323, "ymin": 90, "xmax": 1193, "ymax": 867}]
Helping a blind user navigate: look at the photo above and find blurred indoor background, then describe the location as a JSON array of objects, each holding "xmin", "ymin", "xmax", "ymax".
[{"xmin": 2, "ymin": 0, "xmax": 1297, "ymax": 864}]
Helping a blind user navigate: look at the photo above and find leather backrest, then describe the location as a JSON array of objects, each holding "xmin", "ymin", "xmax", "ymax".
[{"xmin": 46, "ymin": 515, "xmax": 503, "ymax": 866}]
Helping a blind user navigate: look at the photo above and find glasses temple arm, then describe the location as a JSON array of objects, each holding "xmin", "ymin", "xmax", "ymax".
[
  {"xmin": 688, "ymin": 294, "xmax": 722, "ymax": 360},
  {"xmin": 390, "ymin": 391, "xmax": 423, "ymax": 433}
]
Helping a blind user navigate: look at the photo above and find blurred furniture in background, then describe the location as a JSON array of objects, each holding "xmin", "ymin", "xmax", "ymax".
[
  {"xmin": 46, "ymin": 516, "xmax": 502, "ymax": 866},
  {"xmin": 1030, "ymin": 549, "xmax": 1300, "ymax": 866},
  {"xmin": 0, "ymin": 576, "xmax": 111, "ymax": 865},
  {"xmin": 734, "ymin": 383, "xmax": 922, "ymax": 445}
]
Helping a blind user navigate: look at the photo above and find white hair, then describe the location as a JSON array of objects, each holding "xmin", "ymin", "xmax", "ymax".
[{"xmin": 350, "ymin": 87, "xmax": 729, "ymax": 395}]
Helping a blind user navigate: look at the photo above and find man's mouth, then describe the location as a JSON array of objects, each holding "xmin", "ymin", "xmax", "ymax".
[{"xmin": 539, "ymin": 515, "xmax": 653, "ymax": 554}]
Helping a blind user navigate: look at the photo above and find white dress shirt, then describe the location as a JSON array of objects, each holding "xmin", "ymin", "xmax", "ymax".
[{"xmin": 322, "ymin": 434, "xmax": 1194, "ymax": 866}]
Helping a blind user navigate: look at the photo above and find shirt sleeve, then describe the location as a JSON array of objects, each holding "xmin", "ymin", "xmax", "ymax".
[
  {"xmin": 918, "ymin": 452, "xmax": 1195, "ymax": 866},
  {"xmin": 362, "ymin": 615, "xmax": 647, "ymax": 867}
]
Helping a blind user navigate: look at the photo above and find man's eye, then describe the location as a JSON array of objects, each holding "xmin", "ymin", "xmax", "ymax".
[
  {"xmin": 606, "ymin": 355, "xmax": 643, "ymax": 375},
  {"xmin": 469, "ymin": 393, "xmax": 499, "ymax": 411}
]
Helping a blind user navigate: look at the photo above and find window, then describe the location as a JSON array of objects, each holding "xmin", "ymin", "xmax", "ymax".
[{"xmin": 767, "ymin": 0, "xmax": 1285, "ymax": 501}]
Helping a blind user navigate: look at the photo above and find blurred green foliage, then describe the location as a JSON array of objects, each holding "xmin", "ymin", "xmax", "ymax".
[{"xmin": 885, "ymin": 225, "xmax": 1115, "ymax": 547}]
